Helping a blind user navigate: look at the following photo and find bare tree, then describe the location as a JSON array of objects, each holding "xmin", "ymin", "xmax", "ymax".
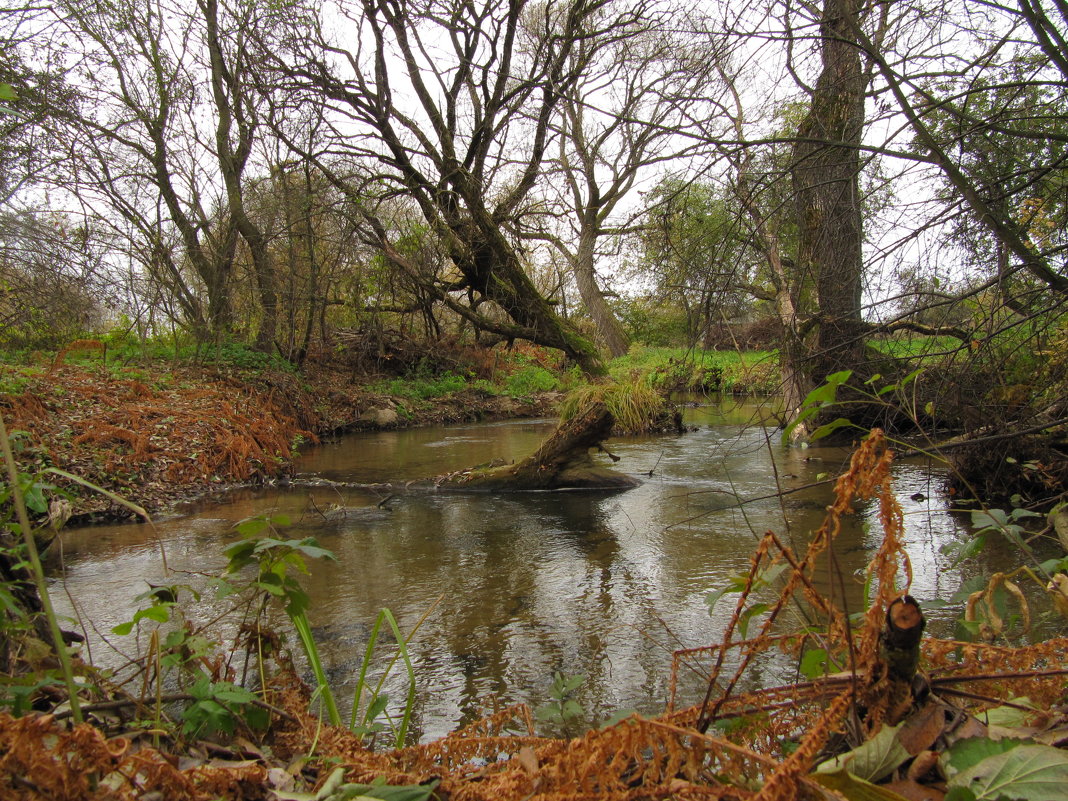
[
  {"xmin": 271, "ymin": 0, "xmax": 663, "ymax": 376},
  {"xmin": 540, "ymin": 19, "xmax": 718, "ymax": 358},
  {"xmin": 42, "ymin": 0, "xmax": 287, "ymax": 345}
]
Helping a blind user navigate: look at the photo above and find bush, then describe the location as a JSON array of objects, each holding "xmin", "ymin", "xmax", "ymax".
[
  {"xmin": 371, "ymin": 371, "xmax": 470, "ymax": 400},
  {"xmin": 504, "ymin": 365, "xmax": 559, "ymax": 398}
]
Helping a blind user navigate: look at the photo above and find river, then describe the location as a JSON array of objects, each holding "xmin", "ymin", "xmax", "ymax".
[{"xmin": 51, "ymin": 398, "xmax": 1031, "ymax": 742}]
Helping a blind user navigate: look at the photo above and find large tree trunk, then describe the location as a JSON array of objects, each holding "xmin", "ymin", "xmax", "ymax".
[
  {"xmin": 436, "ymin": 402, "xmax": 638, "ymax": 491},
  {"xmin": 791, "ymin": 0, "xmax": 867, "ymax": 384},
  {"xmin": 446, "ymin": 216, "xmax": 607, "ymax": 378}
]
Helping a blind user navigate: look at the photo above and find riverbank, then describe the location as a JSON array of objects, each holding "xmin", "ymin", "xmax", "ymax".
[{"xmin": 0, "ymin": 360, "xmax": 559, "ymax": 521}]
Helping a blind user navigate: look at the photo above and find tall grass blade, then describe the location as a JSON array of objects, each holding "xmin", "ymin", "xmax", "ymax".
[{"xmin": 291, "ymin": 612, "xmax": 341, "ymax": 726}]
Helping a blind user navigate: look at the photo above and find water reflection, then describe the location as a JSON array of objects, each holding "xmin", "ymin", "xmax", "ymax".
[{"xmin": 53, "ymin": 400, "xmax": 1017, "ymax": 741}]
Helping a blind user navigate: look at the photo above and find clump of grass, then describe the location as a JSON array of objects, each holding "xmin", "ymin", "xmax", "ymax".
[{"xmin": 559, "ymin": 376, "xmax": 666, "ymax": 434}]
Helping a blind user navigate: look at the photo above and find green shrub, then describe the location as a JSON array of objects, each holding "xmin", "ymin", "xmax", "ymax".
[
  {"xmin": 504, "ymin": 365, "xmax": 559, "ymax": 398},
  {"xmin": 607, "ymin": 345, "xmax": 778, "ymax": 395},
  {"xmin": 371, "ymin": 371, "xmax": 470, "ymax": 399}
]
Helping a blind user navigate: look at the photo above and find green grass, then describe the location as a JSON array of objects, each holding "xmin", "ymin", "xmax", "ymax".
[
  {"xmin": 559, "ymin": 376, "xmax": 666, "ymax": 434},
  {"xmin": 868, "ymin": 335, "xmax": 964, "ymax": 360},
  {"xmin": 369, "ymin": 371, "xmax": 469, "ymax": 400},
  {"xmin": 608, "ymin": 345, "xmax": 779, "ymax": 394}
]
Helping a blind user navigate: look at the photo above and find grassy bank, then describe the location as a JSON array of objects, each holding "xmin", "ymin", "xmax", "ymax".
[{"xmin": 607, "ymin": 344, "xmax": 780, "ymax": 394}]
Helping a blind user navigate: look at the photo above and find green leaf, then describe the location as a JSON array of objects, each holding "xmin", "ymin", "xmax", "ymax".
[
  {"xmin": 951, "ymin": 575, "xmax": 990, "ymax": 603},
  {"xmin": 190, "ymin": 674, "xmax": 212, "ymax": 700},
  {"xmin": 1039, "ymin": 557, "xmax": 1068, "ymax": 576},
  {"xmin": 284, "ymin": 586, "xmax": 310, "ymax": 616},
  {"xmin": 706, "ymin": 575, "xmax": 748, "ymax": 614},
  {"xmin": 235, "ymin": 516, "xmax": 269, "ymax": 537},
  {"xmin": 898, "ymin": 368, "xmax": 923, "ymax": 388},
  {"xmin": 223, "ymin": 539, "xmax": 257, "ymax": 567},
  {"xmin": 191, "ymin": 699, "xmax": 236, "ymax": 735},
  {"xmin": 559, "ymin": 673, "xmax": 585, "ymax": 694},
  {"xmin": 808, "ymin": 417, "xmax": 853, "ymax": 443},
  {"xmin": 214, "ymin": 686, "xmax": 257, "ymax": 705},
  {"xmin": 972, "ymin": 509, "xmax": 1009, "ymax": 530},
  {"xmin": 816, "ymin": 722, "xmax": 909, "ymax": 783},
  {"xmin": 982, "ymin": 699, "xmax": 1041, "ymax": 729},
  {"xmin": 943, "ymin": 737, "xmax": 1028, "ymax": 778},
  {"xmin": 799, "ymin": 648, "xmax": 830, "ymax": 679},
  {"xmin": 947, "ymin": 743, "xmax": 1068, "ymax": 800},
  {"xmin": 332, "ymin": 780, "xmax": 439, "ymax": 801},
  {"xmin": 110, "ymin": 621, "xmax": 135, "ymax": 636},
  {"xmin": 365, "ymin": 693, "xmax": 389, "ymax": 722},
  {"xmin": 738, "ymin": 603, "xmax": 769, "ymax": 639},
  {"xmin": 294, "ymin": 538, "xmax": 337, "ymax": 561},
  {"xmin": 244, "ymin": 704, "xmax": 270, "ymax": 731},
  {"xmin": 0, "ymin": 83, "xmax": 17, "ymax": 101},
  {"xmin": 600, "ymin": 708, "xmax": 638, "ymax": 728},
  {"xmin": 561, "ymin": 699, "xmax": 583, "ymax": 719}
]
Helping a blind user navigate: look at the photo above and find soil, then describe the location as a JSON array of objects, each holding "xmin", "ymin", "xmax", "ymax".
[{"xmin": 0, "ymin": 360, "xmax": 559, "ymax": 521}]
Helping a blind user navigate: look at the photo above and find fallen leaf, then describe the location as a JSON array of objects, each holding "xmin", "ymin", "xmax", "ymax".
[
  {"xmin": 885, "ymin": 778, "xmax": 946, "ymax": 801},
  {"xmin": 817, "ymin": 722, "xmax": 910, "ymax": 783},
  {"xmin": 811, "ymin": 767, "xmax": 914, "ymax": 800},
  {"xmin": 899, "ymin": 701, "xmax": 948, "ymax": 756},
  {"xmin": 907, "ymin": 750, "xmax": 941, "ymax": 782}
]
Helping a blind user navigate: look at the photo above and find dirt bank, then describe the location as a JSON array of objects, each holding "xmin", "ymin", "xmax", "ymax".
[{"xmin": 0, "ymin": 362, "xmax": 558, "ymax": 520}]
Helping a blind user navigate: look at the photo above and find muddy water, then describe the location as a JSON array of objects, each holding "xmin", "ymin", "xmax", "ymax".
[{"xmin": 52, "ymin": 399, "xmax": 1026, "ymax": 741}]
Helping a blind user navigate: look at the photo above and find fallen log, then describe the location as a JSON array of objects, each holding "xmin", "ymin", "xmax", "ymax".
[{"xmin": 435, "ymin": 401, "xmax": 640, "ymax": 491}]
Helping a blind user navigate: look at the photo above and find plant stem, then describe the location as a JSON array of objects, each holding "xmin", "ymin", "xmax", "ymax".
[{"xmin": 0, "ymin": 413, "xmax": 83, "ymax": 725}]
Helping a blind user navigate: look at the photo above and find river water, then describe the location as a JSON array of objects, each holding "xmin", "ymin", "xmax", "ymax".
[{"xmin": 51, "ymin": 399, "xmax": 1029, "ymax": 741}]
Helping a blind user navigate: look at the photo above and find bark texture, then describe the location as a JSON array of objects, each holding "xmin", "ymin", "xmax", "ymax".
[{"xmin": 791, "ymin": 0, "xmax": 867, "ymax": 382}]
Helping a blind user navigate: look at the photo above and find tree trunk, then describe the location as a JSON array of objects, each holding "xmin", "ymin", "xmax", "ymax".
[
  {"xmin": 772, "ymin": 255, "xmax": 811, "ymax": 434},
  {"xmin": 435, "ymin": 402, "xmax": 638, "ymax": 491},
  {"xmin": 446, "ymin": 217, "xmax": 607, "ymax": 377},
  {"xmin": 573, "ymin": 230, "xmax": 630, "ymax": 359},
  {"xmin": 791, "ymin": 0, "xmax": 867, "ymax": 384}
]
